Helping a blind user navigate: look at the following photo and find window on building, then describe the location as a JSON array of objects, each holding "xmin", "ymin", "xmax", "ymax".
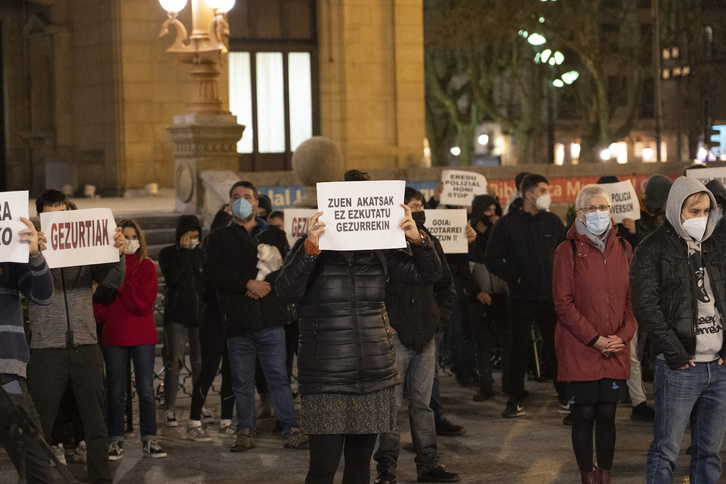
[
  {"xmin": 607, "ymin": 76, "xmax": 628, "ymax": 107},
  {"xmin": 640, "ymin": 77, "xmax": 654, "ymax": 118}
]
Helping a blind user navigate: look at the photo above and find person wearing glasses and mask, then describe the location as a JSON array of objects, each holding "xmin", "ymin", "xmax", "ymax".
[{"xmin": 552, "ymin": 185, "xmax": 636, "ymax": 484}]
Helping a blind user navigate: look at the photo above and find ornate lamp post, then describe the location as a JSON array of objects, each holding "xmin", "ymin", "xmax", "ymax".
[{"xmin": 158, "ymin": 0, "xmax": 244, "ymax": 215}]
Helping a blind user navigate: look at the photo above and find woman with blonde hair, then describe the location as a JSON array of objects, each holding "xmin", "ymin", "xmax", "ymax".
[{"xmin": 93, "ymin": 219, "xmax": 167, "ymax": 460}]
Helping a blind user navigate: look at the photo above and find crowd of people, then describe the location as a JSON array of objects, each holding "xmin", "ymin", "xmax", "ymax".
[{"xmin": 1, "ymin": 166, "xmax": 726, "ymax": 484}]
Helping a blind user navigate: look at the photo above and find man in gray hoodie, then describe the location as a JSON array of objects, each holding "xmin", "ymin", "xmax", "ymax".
[
  {"xmin": 27, "ymin": 189, "xmax": 126, "ymax": 483},
  {"xmin": 631, "ymin": 176, "xmax": 726, "ymax": 484}
]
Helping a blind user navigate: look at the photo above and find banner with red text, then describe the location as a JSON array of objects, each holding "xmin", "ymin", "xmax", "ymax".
[
  {"xmin": 0, "ymin": 190, "xmax": 30, "ymax": 263},
  {"xmin": 283, "ymin": 209, "xmax": 318, "ymax": 248},
  {"xmin": 40, "ymin": 208, "xmax": 119, "ymax": 269}
]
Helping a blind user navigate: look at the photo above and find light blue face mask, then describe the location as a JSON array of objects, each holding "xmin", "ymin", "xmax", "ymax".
[
  {"xmin": 585, "ymin": 210, "xmax": 611, "ymax": 235},
  {"xmin": 232, "ymin": 197, "xmax": 253, "ymax": 219}
]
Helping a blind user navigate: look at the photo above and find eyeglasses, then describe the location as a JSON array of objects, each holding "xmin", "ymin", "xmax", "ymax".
[{"xmin": 579, "ymin": 204, "xmax": 611, "ymax": 213}]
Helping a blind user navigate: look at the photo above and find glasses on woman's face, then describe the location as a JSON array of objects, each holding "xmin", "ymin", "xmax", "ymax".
[{"xmin": 579, "ymin": 204, "xmax": 611, "ymax": 214}]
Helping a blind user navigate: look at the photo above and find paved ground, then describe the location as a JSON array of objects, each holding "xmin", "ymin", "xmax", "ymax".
[{"xmin": 0, "ymin": 366, "xmax": 715, "ymax": 483}]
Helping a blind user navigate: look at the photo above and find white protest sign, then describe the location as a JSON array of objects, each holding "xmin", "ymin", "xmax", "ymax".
[
  {"xmin": 283, "ymin": 208, "xmax": 318, "ymax": 248},
  {"xmin": 686, "ymin": 167, "xmax": 726, "ymax": 187},
  {"xmin": 599, "ymin": 180, "xmax": 641, "ymax": 224},
  {"xmin": 40, "ymin": 208, "xmax": 119, "ymax": 269},
  {"xmin": 440, "ymin": 170, "xmax": 487, "ymax": 207},
  {"xmin": 316, "ymin": 180, "xmax": 406, "ymax": 251},
  {"xmin": 424, "ymin": 209, "xmax": 468, "ymax": 254},
  {"xmin": 0, "ymin": 191, "xmax": 30, "ymax": 263}
]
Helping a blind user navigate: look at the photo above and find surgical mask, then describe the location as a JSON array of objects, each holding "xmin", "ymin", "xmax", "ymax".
[
  {"xmin": 682, "ymin": 215, "xmax": 708, "ymax": 241},
  {"xmin": 189, "ymin": 239, "xmax": 200, "ymax": 249},
  {"xmin": 535, "ymin": 193, "xmax": 551, "ymax": 211},
  {"xmin": 585, "ymin": 210, "xmax": 611, "ymax": 235},
  {"xmin": 411, "ymin": 211, "xmax": 426, "ymax": 228},
  {"xmin": 124, "ymin": 239, "xmax": 140, "ymax": 255},
  {"xmin": 232, "ymin": 197, "xmax": 253, "ymax": 219}
]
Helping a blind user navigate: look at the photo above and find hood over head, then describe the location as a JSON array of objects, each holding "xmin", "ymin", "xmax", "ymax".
[
  {"xmin": 175, "ymin": 215, "xmax": 202, "ymax": 242},
  {"xmin": 597, "ymin": 176, "xmax": 620, "ymax": 184},
  {"xmin": 665, "ymin": 176, "xmax": 718, "ymax": 242},
  {"xmin": 470, "ymin": 194, "xmax": 500, "ymax": 223},
  {"xmin": 644, "ymin": 174, "xmax": 673, "ymax": 214},
  {"xmin": 705, "ymin": 179, "xmax": 726, "ymax": 206}
]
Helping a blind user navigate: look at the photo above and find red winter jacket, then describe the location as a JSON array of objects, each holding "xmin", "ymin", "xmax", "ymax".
[
  {"xmin": 94, "ymin": 253, "xmax": 159, "ymax": 346},
  {"xmin": 553, "ymin": 223, "xmax": 637, "ymax": 382}
]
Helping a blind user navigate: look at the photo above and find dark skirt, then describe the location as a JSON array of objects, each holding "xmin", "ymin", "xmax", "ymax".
[
  {"xmin": 300, "ymin": 386, "xmax": 397, "ymax": 435},
  {"xmin": 565, "ymin": 378, "xmax": 626, "ymax": 405}
]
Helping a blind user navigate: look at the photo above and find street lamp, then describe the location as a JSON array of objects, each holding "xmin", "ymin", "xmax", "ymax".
[{"xmin": 159, "ymin": 0, "xmax": 235, "ymax": 114}]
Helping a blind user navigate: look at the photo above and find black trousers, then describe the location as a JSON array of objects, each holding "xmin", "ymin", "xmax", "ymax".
[
  {"xmin": 28, "ymin": 345, "xmax": 112, "ymax": 483},
  {"xmin": 471, "ymin": 293, "xmax": 510, "ymax": 393},
  {"xmin": 306, "ymin": 433, "xmax": 378, "ymax": 484},
  {"xmin": 0, "ymin": 376, "xmax": 53, "ymax": 484},
  {"xmin": 506, "ymin": 297, "xmax": 565, "ymax": 402}
]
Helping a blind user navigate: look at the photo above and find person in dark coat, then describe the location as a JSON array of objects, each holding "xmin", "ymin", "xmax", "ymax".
[
  {"xmin": 705, "ymin": 179, "xmax": 726, "ymax": 248},
  {"xmin": 275, "ymin": 178, "xmax": 442, "ymax": 484},
  {"xmin": 553, "ymin": 184, "xmax": 637, "ymax": 484},
  {"xmin": 159, "ymin": 215, "xmax": 204, "ymax": 428}
]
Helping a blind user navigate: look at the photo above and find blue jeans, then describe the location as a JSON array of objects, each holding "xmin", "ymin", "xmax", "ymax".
[
  {"xmin": 227, "ymin": 327, "xmax": 298, "ymax": 436},
  {"xmin": 103, "ymin": 344, "xmax": 158, "ymax": 441},
  {"xmin": 163, "ymin": 321, "xmax": 202, "ymax": 410},
  {"xmin": 647, "ymin": 358, "xmax": 726, "ymax": 484},
  {"xmin": 430, "ymin": 332, "xmax": 445, "ymax": 423},
  {"xmin": 375, "ymin": 335, "xmax": 438, "ymax": 474}
]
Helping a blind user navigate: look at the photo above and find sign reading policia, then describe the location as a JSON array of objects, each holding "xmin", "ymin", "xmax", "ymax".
[
  {"xmin": 0, "ymin": 190, "xmax": 30, "ymax": 263},
  {"xmin": 40, "ymin": 208, "xmax": 120, "ymax": 269},
  {"xmin": 598, "ymin": 180, "xmax": 640, "ymax": 224},
  {"xmin": 316, "ymin": 180, "xmax": 406, "ymax": 251}
]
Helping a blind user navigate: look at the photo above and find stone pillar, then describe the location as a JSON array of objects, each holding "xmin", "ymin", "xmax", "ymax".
[{"xmin": 167, "ymin": 113, "xmax": 244, "ymax": 213}]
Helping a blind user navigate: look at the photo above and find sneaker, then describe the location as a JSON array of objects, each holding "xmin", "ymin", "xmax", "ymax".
[
  {"xmin": 73, "ymin": 441, "xmax": 87, "ymax": 464},
  {"xmin": 283, "ymin": 428, "xmax": 309, "ymax": 450},
  {"xmin": 219, "ymin": 423, "xmax": 237, "ymax": 437},
  {"xmin": 631, "ymin": 402, "xmax": 655, "ymax": 421},
  {"xmin": 143, "ymin": 440, "xmax": 167, "ymax": 458},
  {"xmin": 51, "ymin": 444, "xmax": 67, "ymax": 467},
  {"xmin": 435, "ymin": 418, "xmax": 465, "ymax": 436},
  {"xmin": 417, "ymin": 465, "xmax": 461, "ymax": 483},
  {"xmin": 165, "ymin": 410, "xmax": 178, "ymax": 427},
  {"xmin": 231, "ymin": 428, "xmax": 255, "ymax": 453},
  {"xmin": 501, "ymin": 401, "xmax": 526, "ymax": 418},
  {"xmin": 374, "ymin": 470, "xmax": 397, "ymax": 484},
  {"xmin": 473, "ymin": 387, "xmax": 494, "ymax": 402},
  {"xmin": 558, "ymin": 402, "xmax": 571, "ymax": 414},
  {"xmin": 108, "ymin": 441, "xmax": 124, "ymax": 461},
  {"xmin": 562, "ymin": 413, "xmax": 574, "ymax": 426},
  {"xmin": 201, "ymin": 407, "xmax": 214, "ymax": 423},
  {"xmin": 187, "ymin": 424, "xmax": 212, "ymax": 442}
]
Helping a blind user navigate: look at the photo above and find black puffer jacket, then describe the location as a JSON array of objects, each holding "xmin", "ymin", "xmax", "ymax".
[
  {"xmin": 631, "ymin": 223, "xmax": 726, "ymax": 369},
  {"xmin": 276, "ymin": 235, "xmax": 442, "ymax": 395},
  {"xmin": 385, "ymin": 231, "xmax": 455, "ymax": 351}
]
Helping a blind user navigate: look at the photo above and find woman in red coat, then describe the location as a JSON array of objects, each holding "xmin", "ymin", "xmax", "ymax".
[
  {"xmin": 553, "ymin": 184, "xmax": 637, "ymax": 484},
  {"xmin": 93, "ymin": 219, "xmax": 166, "ymax": 460}
]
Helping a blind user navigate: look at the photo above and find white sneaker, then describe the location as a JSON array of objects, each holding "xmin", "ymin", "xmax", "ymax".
[
  {"xmin": 143, "ymin": 439, "xmax": 167, "ymax": 458},
  {"xmin": 73, "ymin": 440, "xmax": 87, "ymax": 464},
  {"xmin": 51, "ymin": 444, "xmax": 67, "ymax": 466},
  {"xmin": 201, "ymin": 407, "xmax": 214, "ymax": 423},
  {"xmin": 187, "ymin": 424, "xmax": 212, "ymax": 442},
  {"xmin": 219, "ymin": 423, "xmax": 237, "ymax": 437},
  {"xmin": 108, "ymin": 441, "xmax": 124, "ymax": 461},
  {"xmin": 165, "ymin": 410, "xmax": 179, "ymax": 427}
]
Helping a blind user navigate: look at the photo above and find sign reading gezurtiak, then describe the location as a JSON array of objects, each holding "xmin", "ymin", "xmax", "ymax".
[
  {"xmin": 40, "ymin": 208, "xmax": 120, "ymax": 269},
  {"xmin": 316, "ymin": 180, "xmax": 406, "ymax": 251}
]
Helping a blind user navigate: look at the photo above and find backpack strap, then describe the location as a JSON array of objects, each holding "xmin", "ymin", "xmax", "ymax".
[{"xmin": 618, "ymin": 237, "xmax": 630, "ymax": 265}]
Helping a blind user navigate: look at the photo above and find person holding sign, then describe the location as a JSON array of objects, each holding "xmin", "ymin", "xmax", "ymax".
[
  {"xmin": 275, "ymin": 183, "xmax": 442, "ymax": 484},
  {"xmin": 0, "ymin": 216, "xmax": 54, "ymax": 483},
  {"xmin": 94, "ymin": 219, "xmax": 167, "ymax": 460},
  {"xmin": 27, "ymin": 189, "xmax": 125, "ymax": 483},
  {"xmin": 552, "ymin": 185, "xmax": 636, "ymax": 484}
]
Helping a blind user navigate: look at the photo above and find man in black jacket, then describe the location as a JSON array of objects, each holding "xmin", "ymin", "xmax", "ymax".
[
  {"xmin": 159, "ymin": 215, "xmax": 204, "ymax": 429},
  {"xmin": 205, "ymin": 181, "xmax": 308, "ymax": 452},
  {"xmin": 373, "ymin": 188, "xmax": 460, "ymax": 484},
  {"xmin": 631, "ymin": 176, "xmax": 726, "ymax": 483},
  {"xmin": 484, "ymin": 174, "xmax": 567, "ymax": 418}
]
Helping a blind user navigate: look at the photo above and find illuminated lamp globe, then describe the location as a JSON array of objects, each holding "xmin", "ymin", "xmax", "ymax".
[
  {"xmin": 160, "ymin": 0, "xmax": 187, "ymax": 13},
  {"xmin": 205, "ymin": 0, "xmax": 235, "ymax": 12},
  {"xmin": 642, "ymin": 148, "xmax": 654, "ymax": 161},
  {"xmin": 600, "ymin": 149, "xmax": 612, "ymax": 161},
  {"xmin": 450, "ymin": 147, "xmax": 461, "ymax": 156}
]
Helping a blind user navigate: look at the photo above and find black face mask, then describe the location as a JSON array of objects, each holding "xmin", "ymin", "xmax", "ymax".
[
  {"xmin": 480, "ymin": 214, "xmax": 493, "ymax": 226},
  {"xmin": 411, "ymin": 211, "xmax": 426, "ymax": 228}
]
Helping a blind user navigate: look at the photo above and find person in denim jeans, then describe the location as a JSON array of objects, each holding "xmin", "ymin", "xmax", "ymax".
[
  {"xmin": 94, "ymin": 219, "xmax": 166, "ymax": 460},
  {"xmin": 631, "ymin": 176, "xmax": 726, "ymax": 484}
]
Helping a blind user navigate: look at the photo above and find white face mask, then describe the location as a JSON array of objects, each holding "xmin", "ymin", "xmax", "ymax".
[
  {"xmin": 535, "ymin": 193, "xmax": 551, "ymax": 211},
  {"xmin": 682, "ymin": 215, "xmax": 707, "ymax": 241},
  {"xmin": 585, "ymin": 210, "xmax": 611, "ymax": 235},
  {"xmin": 124, "ymin": 239, "xmax": 140, "ymax": 255},
  {"xmin": 189, "ymin": 239, "xmax": 200, "ymax": 249}
]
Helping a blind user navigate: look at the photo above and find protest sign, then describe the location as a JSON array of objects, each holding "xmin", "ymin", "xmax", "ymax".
[
  {"xmin": 316, "ymin": 180, "xmax": 406, "ymax": 251},
  {"xmin": 599, "ymin": 180, "xmax": 640, "ymax": 224},
  {"xmin": 424, "ymin": 209, "xmax": 468, "ymax": 254},
  {"xmin": 40, "ymin": 208, "xmax": 119, "ymax": 269},
  {"xmin": 0, "ymin": 191, "xmax": 30, "ymax": 263},
  {"xmin": 686, "ymin": 167, "xmax": 726, "ymax": 187},
  {"xmin": 440, "ymin": 170, "xmax": 487, "ymax": 207},
  {"xmin": 283, "ymin": 208, "xmax": 318, "ymax": 248}
]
